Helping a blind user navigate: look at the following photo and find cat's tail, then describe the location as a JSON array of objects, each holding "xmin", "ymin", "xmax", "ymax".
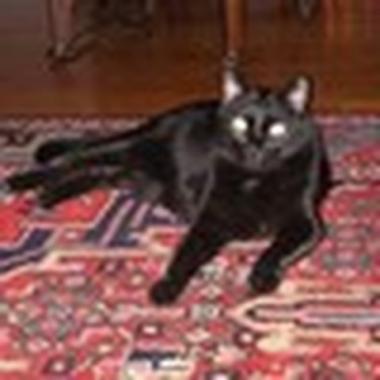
[
  {"xmin": 36, "ymin": 166, "xmax": 127, "ymax": 208},
  {"xmin": 34, "ymin": 137, "xmax": 89, "ymax": 164},
  {"xmin": 35, "ymin": 125, "xmax": 150, "ymax": 165}
]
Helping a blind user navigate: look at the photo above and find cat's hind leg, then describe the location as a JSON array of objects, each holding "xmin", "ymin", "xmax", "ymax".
[
  {"xmin": 5, "ymin": 165, "xmax": 69, "ymax": 193},
  {"xmin": 34, "ymin": 137, "xmax": 90, "ymax": 164},
  {"xmin": 37, "ymin": 167, "xmax": 125, "ymax": 208}
]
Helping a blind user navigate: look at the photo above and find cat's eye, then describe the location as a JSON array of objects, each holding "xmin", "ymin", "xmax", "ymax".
[
  {"xmin": 268, "ymin": 122, "xmax": 288, "ymax": 139},
  {"xmin": 230, "ymin": 117, "xmax": 249, "ymax": 140}
]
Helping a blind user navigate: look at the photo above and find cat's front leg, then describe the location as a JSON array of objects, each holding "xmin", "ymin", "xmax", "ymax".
[
  {"xmin": 248, "ymin": 205, "xmax": 324, "ymax": 295},
  {"xmin": 150, "ymin": 212, "xmax": 228, "ymax": 305}
]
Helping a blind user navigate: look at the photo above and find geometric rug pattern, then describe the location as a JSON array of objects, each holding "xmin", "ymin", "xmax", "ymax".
[{"xmin": 0, "ymin": 116, "xmax": 380, "ymax": 379}]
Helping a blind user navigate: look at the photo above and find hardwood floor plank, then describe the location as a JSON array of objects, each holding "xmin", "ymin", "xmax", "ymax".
[{"xmin": 0, "ymin": 0, "xmax": 379, "ymax": 116}]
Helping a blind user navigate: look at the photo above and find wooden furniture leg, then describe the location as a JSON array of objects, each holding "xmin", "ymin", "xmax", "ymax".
[
  {"xmin": 224, "ymin": 0, "xmax": 245, "ymax": 64},
  {"xmin": 46, "ymin": 0, "xmax": 76, "ymax": 60},
  {"xmin": 45, "ymin": 0, "xmax": 156, "ymax": 65},
  {"xmin": 294, "ymin": 0, "xmax": 320, "ymax": 19}
]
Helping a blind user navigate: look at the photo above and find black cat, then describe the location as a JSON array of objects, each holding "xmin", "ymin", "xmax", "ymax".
[{"xmin": 2, "ymin": 68, "xmax": 332, "ymax": 305}]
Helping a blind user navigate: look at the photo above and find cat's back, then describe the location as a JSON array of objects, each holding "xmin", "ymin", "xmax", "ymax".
[
  {"xmin": 141, "ymin": 99, "xmax": 224, "ymax": 170},
  {"xmin": 149, "ymin": 99, "xmax": 220, "ymax": 141}
]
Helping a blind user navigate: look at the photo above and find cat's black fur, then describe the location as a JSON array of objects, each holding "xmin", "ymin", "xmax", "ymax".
[{"xmin": 3, "ymin": 70, "xmax": 332, "ymax": 305}]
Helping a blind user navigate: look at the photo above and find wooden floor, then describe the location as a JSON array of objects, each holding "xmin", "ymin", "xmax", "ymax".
[{"xmin": 0, "ymin": 0, "xmax": 380, "ymax": 117}]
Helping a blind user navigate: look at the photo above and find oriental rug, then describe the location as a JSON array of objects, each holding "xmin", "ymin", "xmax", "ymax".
[{"xmin": 0, "ymin": 115, "xmax": 379, "ymax": 380}]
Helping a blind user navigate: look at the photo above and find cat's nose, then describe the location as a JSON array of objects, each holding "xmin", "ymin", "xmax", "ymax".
[{"xmin": 245, "ymin": 147, "xmax": 264, "ymax": 167}]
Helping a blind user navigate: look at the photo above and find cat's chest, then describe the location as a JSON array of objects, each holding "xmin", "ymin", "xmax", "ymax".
[
  {"xmin": 214, "ymin": 166, "xmax": 268, "ymax": 201},
  {"xmin": 208, "ymin": 179, "xmax": 277, "ymax": 238},
  {"xmin": 212, "ymin": 169, "xmax": 300, "ymax": 224},
  {"xmin": 240, "ymin": 179, "xmax": 259, "ymax": 193}
]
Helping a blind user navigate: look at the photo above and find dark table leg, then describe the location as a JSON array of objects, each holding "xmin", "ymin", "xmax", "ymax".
[
  {"xmin": 46, "ymin": 0, "xmax": 155, "ymax": 66},
  {"xmin": 46, "ymin": 0, "xmax": 76, "ymax": 61},
  {"xmin": 294, "ymin": 0, "xmax": 320, "ymax": 19},
  {"xmin": 224, "ymin": 0, "xmax": 245, "ymax": 64}
]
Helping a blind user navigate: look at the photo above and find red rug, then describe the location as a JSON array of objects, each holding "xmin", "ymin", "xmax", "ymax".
[{"xmin": 0, "ymin": 116, "xmax": 380, "ymax": 380}]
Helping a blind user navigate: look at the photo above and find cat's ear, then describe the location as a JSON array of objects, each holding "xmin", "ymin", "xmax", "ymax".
[
  {"xmin": 223, "ymin": 69, "xmax": 245, "ymax": 103},
  {"xmin": 284, "ymin": 76, "xmax": 313, "ymax": 114},
  {"xmin": 222, "ymin": 57, "xmax": 246, "ymax": 103}
]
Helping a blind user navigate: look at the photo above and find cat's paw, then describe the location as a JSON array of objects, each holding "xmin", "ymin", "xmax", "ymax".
[
  {"xmin": 248, "ymin": 262, "xmax": 282, "ymax": 295},
  {"xmin": 149, "ymin": 278, "xmax": 181, "ymax": 306}
]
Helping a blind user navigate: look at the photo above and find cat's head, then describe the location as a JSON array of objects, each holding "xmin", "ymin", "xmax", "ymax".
[{"xmin": 219, "ymin": 67, "xmax": 316, "ymax": 171}]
